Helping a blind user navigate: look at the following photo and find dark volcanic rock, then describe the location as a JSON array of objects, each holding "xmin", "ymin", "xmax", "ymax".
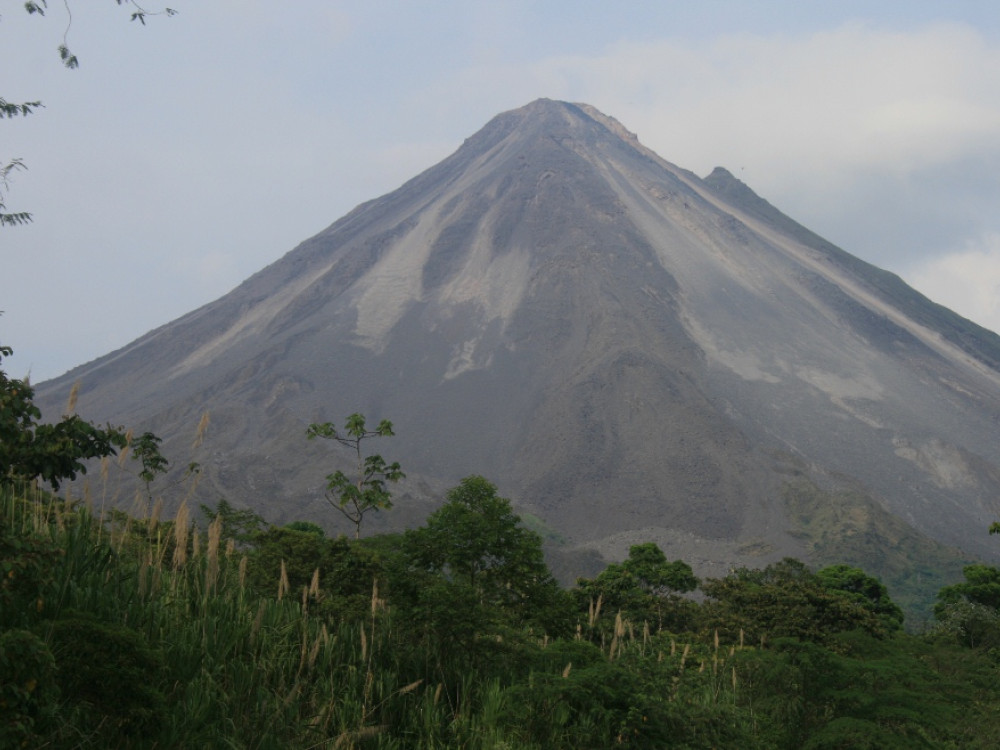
[{"xmin": 36, "ymin": 99, "xmax": 1000, "ymax": 580}]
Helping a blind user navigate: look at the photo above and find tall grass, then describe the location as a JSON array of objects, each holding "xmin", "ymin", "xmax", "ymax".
[
  {"xmin": 1, "ymin": 484, "xmax": 463, "ymax": 747},
  {"xmin": 3, "ymin": 481, "xmax": 982, "ymax": 748},
  {"xmin": 0, "ymin": 480, "xmax": 799, "ymax": 748}
]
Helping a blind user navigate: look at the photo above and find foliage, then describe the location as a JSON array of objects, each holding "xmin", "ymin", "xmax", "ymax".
[
  {"xmin": 0, "ymin": 518, "xmax": 62, "ymax": 629},
  {"xmin": 245, "ymin": 525, "xmax": 382, "ymax": 620},
  {"xmin": 0, "ymin": 344, "xmax": 129, "ymax": 488},
  {"xmin": 0, "ymin": 347, "xmax": 992, "ymax": 746},
  {"xmin": 701, "ymin": 558, "xmax": 888, "ymax": 645},
  {"xmin": 817, "ymin": 563, "xmax": 905, "ymax": 632},
  {"xmin": 622, "ymin": 542, "xmax": 700, "ymax": 594},
  {"xmin": 0, "ymin": 628, "xmax": 58, "ymax": 745},
  {"xmin": 131, "ymin": 430, "xmax": 169, "ymax": 499},
  {"xmin": 933, "ymin": 564, "xmax": 1000, "ymax": 649},
  {"xmin": 47, "ymin": 612, "xmax": 168, "ymax": 739},
  {"xmin": 936, "ymin": 564, "xmax": 1000, "ymax": 611},
  {"xmin": 1, "ymin": 481, "xmax": 998, "ymax": 748},
  {"xmin": 402, "ymin": 475, "xmax": 573, "ymax": 639},
  {"xmin": 0, "ymin": 156, "xmax": 33, "ymax": 227},
  {"xmin": 0, "ymin": 99, "xmax": 38, "ymax": 225},
  {"xmin": 739, "ymin": 632, "xmax": 955, "ymax": 748},
  {"xmin": 198, "ymin": 498, "xmax": 267, "ymax": 547},
  {"xmin": 22, "ymin": 1, "xmax": 178, "ymax": 68},
  {"xmin": 782, "ymin": 477, "xmax": 970, "ymax": 625},
  {"xmin": 284, "ymin": 519, "xmax": 324, "ymax": 536},
  {"xmin": 931, "ymin": 600, "xmax": 1000, "ymax": 651},
  {"xmin": 576, "ymin": 542, "xmax": 700, "ymax": 632},
  {"xmin": 306, "ymin": 413, "xmax": 404, "ymax": 538}
]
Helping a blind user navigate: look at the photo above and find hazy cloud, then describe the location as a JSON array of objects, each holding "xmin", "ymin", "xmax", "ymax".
[{"xmin": 907, "ymin": 232, "xmax": 1000, "ymax": 334}]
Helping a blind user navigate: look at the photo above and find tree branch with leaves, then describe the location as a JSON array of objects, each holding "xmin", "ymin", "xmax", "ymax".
[
  {"xmin": 2, "ymin": 1, "xmax": 177, "ymax": 227},
  {"xmin": 0, "ymin": 343, "xmax": 128, "ymax": 489},
  {"xmin": 130, "ymin": 430, "xmax": 168, "ymax": 500},
  {"xmin": 306, "ymin": 414, "xmax": 404, "ymax": 539},
  {"xmin": 0, "ymin": 101, "xmax": 42, "ymax": 226}
]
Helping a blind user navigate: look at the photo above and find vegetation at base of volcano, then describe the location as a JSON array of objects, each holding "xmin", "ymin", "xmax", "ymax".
[
  {"xmin": 783, "ymin": 477, "xmax": 972, "ymax": 626},
  {"xmin": 2, "ymin": 347, "xmax": 999, "ymax": 746},
  {"xmin": 4, "ymin": 479, "xmax": 1000, "ymax": 748}
]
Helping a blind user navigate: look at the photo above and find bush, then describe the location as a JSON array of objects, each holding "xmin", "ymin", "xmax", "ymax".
[
  {"xmin": 47, "ymin": 613, "xmax": 167, "ymax": 739},
  {"xmin": 0, "ymin": 628, "xmax": 58, "ymax": 746}
]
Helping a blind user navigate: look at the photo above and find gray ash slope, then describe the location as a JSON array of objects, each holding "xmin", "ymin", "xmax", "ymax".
[{"xmin": 38, "ymin": 99, "xmax": 1000, "ymax": 574}]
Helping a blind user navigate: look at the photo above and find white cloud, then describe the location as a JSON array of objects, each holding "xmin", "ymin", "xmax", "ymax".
[
  {"xmin": 906, "ymin": 232, "xmax": 1000, "ymax": 335},
  {"xmin": 587, "ymin": 24, "xmax": 1000, "ymax": 187},
  {"xmin": 416, "ymin": 22, "xmax": 1000, "ymax": 206}
]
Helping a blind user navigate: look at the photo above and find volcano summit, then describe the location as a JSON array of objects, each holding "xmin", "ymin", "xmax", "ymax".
[{"xmin": 37, "ymin": 99, "xmax": 1000, "ymax": 583}]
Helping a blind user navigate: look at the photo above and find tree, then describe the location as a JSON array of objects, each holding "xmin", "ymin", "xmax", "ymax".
[
  {"xmin": 306, "ymin": 413, "xmax": 404, "ymax": 538},
  {"xmin": 1, "ymin": 41, "xmax": 43, "ymax": 225},
  {"xmin": 700, "ymin": 558, "xmax": 887, "ymax": 644},
  {"xmin": 22, "ymin": 2, "xmax": 178, "ymax": 66},
  {"xmin": 621, "ymin": 542, "xmax": 699, "ymax": 595},
  {"xmin": 47, "ymin": 612, "xmax": 167, "ymax": 740},
  {"xmin": 0, "ymin": 145, "xmax": 36, "ymax": 227},
  {"xmin": 575, "ymin": 543, "xmax": 699, "ymax": 631},
  {"xmin": 816, "ymin": 564, "xmax": 904, "ymax": 633},
  {"xmin": 0, "ymin": 628, "xmax": 59, "ymax": 745},
  {"xmin": 935, "ymin": 564, "xmax": 1000, "ymax": 611},
  {"xmin": 244, "ymin": 526, "xmax": 382, "ymax": 620},
  {"xmin": 932, "ymin": 564, "xmax": 1000, "ymax": 648},
  {"xmin": 283, "ymin": 520, "xmax": 324, "ymax": 537},
  {"xmin": 403, "ymin": 475, "xmax": 571, "ymax": 635},
  {"xmin": 198, "ymin": 498, "xmax": 267, "ymax": 547},
  {"xmin": 0, "ymin": 343, "xmax": 127, "ymax": 488},
  {"xmin": 131, "ymin": 430, "xmax": 168, "ymax": 500}
]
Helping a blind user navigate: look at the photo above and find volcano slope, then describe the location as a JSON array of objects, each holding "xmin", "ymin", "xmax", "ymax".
[{"xmin": 36, "ymin": 99, "xmax": 1000, "ymax": 592}]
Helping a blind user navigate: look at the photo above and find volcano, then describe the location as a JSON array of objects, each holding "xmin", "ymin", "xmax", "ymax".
[{"xmin": 36, "ymin": 99, "xmax": 1000, "ymax": 586}]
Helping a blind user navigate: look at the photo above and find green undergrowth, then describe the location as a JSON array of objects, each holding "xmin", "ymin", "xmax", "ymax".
[
  {"xmin": 783, "ymin": 478, "xmax": 971, "ymax": 625},
  {"xmin": 2, "ymin": 482, "xmax": 1000, "ymax": 748}
]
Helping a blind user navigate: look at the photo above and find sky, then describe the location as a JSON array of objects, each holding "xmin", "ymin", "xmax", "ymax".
[{"xmin": 3, "ymin": 1, "xmax": 1000, "ymax": 382}]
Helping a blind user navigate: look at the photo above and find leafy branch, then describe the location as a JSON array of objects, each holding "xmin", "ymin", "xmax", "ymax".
[
  {"xmin": 130, "ymin": 430, "xmax": 169, "ymax": 500},
  {"xmin": 306, "ymin": 414, "xmax": 404, "ymax": 539},
  {"xmin": 0, "ymin": 343, "xmax": 129, "ymax": 488},
  {"xmin": 3, "ymin": 1, "xmax": 178, "ymax": 227},
  {"xmin": 1, "ymin": 159, "xmax": 32, "ymax": 227},
  {"xmin": 0, "ymin": 99, "xmax": 43, "ymax": 226},
  {"xmin": 0, "ymin": 100, "xmax": 43, "ymax": 119}
]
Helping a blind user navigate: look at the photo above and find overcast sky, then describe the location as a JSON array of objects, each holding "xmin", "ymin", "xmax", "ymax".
[{"xmin": 4, "ymin": 1, "xmax": 1000, "ymax": 382}]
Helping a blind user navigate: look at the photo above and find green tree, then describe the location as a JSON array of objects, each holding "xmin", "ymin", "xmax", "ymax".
[
  {"xmin": 816, "ymin": 564, "xmax": 904, "ymax": 632},
  {"xmin": 936, "ymin": 564, "xmax": 1000, "ymax": 611},
  {"xmin": 47, "ymin": 612, "xmax": 167, "ymax": 740},
  {"xmin": 198, "ymin": 498, "xmax": 267, "ymax": 547},
  {"xmin": 0, "ymin": 344, "xmax": 127, "ymax": 488},
  {"xmin": 933, "ymin": 564, "xmax": 1000, "ymax": 648},
  {"xmin": 621, "ymin": 542, "xmax": 699, "ymax": 595},
  {"xmin": 22, "ymin": 1, "xmax": 178, "ymax": 67},
  {"xmin": 0, "ymin": 628, "xmax": 59, "ymax": 746},
  {"xmin": 306, "ymin": 413, "xmax": 404, "ymax": 538},
  {"xmin": 741, "ymin": 632, "xmax": 955, "ymax": 749},
  {"xmin": 131, "ymin": 430, "xmax": 168, "ymax": 500},
  {"xmin": 701, "ymin": 558, "xmax": 886, "ymax": 644},
  {"xmin": 0, "ymin": 147, "xmax": 35, "ymax": 227},
  {"xmin": 245, "ymin": 526, "xmax": 382, "ymax": 620},
  {"xmin": 284, "ymin": 520, "xmax": 324, "ymax": 537},
  {"xmin": 576, "ymin": 543, "xmax": 699, "ymax": 632},
  {"xmin": 403, "ymin": 475, "xmax": 571, "ymax": 636}
]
